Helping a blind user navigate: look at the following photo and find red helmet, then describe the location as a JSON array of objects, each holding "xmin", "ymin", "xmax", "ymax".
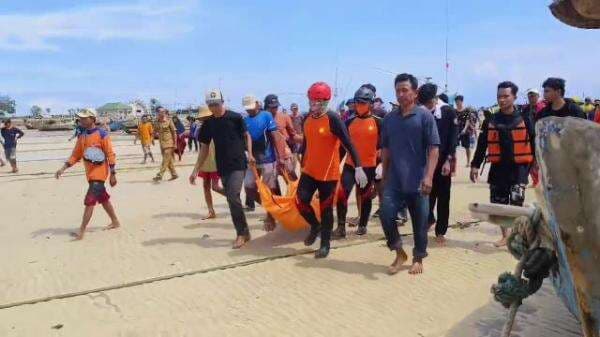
[{"xmin": 307, "ymin": 82, "xmax": 332, "ymax": 101}]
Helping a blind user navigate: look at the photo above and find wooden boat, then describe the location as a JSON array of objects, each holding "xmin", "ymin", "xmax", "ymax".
[
  {"xmin": 550, "ymin": 0, "xmax": 600, "ymax": 29},
  {"xmin": 38, "ymin": 118, "xmax": 74, "ymax": 131},
  {"xmin": 24, "ymin": 118, "xmax": 44, "ymax": 130},
  {"xmin": 470, "ymin": 117, "xmax": 600, "ymax": 336},
  {"xmin": 108, "ymin": 120, "xmax": 124, "ymax": 132},
  {"xmin": 122, "ymin": 118, "xmax": 140, "ymax": 134}
]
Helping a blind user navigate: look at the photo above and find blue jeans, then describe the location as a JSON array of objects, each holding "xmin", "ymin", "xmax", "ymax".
[{"xmin": 380, "ymin": 184, "xmax": 429, "ymax": 262}]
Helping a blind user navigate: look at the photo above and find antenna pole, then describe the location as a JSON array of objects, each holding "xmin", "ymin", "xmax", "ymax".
[{"xmin": 445, "ymin": 0, "xmax": 449, "ymax": 93}]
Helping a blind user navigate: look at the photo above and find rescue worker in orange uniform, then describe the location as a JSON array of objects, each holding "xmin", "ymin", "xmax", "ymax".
[
  {"xmin": 55, "ymin": 108, "xmax": 120, "ymax": 240},
  {"xmin": 470, "ymin": 81, "xmax": 535, "ymax": 247},
  {"xmin": 333, "ymin": 86, "xmax": 381, "ymax": 238},
  {"xmin": 298, "ymin": 82, "xmax": 366, "ymax": 258}
]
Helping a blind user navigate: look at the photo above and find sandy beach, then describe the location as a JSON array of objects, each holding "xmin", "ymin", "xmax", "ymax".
[{"xmin": 0, "ymin": 130, "xmax": 583, "ymax": 337}]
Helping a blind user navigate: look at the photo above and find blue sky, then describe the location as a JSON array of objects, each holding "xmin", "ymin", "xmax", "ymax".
[{"xmin": 1, "ymin": 0, "xmax": 599, "ymax": 115}]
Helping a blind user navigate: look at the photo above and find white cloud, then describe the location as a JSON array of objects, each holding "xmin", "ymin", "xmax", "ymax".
[{"xmin": 0, "ymin": 1, "xmax": 196, "ymax": 51}]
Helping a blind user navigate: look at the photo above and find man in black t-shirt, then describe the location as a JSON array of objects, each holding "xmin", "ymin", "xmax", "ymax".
[
  {"xmin": 190, "ymin": 89, "xmax": 255, "ymax": 249},
  {"xmin": 537, "ymin": 77, "xmax": 586, "ymax": 121}
]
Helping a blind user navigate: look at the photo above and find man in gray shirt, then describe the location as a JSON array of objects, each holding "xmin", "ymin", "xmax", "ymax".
[{"xmin": 380, "ymin": 73, "xmax": 440, "ymax": 275}]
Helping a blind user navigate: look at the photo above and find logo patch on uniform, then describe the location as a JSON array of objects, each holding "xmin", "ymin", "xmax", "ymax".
[{"xmin": 318, "ymin": 127, "xmax": 325, "ymax": 134}]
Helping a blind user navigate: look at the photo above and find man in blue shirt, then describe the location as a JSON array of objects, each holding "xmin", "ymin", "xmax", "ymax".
[
  {"xmin": 1, "ymin": 119, "xmax": 25, "ymax": 173},
  {"xmin": 242, "ymin": 95, "xmax": 286, "ymax": 231},
  {"xmin": 380, "ymin": 74, "xmax": 440, "ymax": 276}
]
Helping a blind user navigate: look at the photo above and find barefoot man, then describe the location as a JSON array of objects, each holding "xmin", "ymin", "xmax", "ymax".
[
  {"xmin": 55, "ymin": 108, "xmax": 120, "ymax": 240},
  {"xmin": 380, "ymin": 73, "xmax": 439, "ymax": 275},
  {"xmin": 189, "ymin": 90, "xmax": 255, "ymax": 249},
  {"xmin": 417, "ymin": 83, "xmax": 458, "ymax": 246}
]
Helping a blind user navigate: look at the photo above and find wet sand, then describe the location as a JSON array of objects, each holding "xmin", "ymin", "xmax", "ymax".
[{"xmin": 0, "ymin": 130, "xmax": 582, "ymax": 336}]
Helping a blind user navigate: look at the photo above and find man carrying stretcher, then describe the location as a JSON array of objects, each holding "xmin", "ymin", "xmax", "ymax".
[
  {"xmin": 297, "ymin": 82, "xmax": 367, "ymax": 259},
  {"xmin": 333, "ymin": 86, "xmax": 381, "ymax": 239}
]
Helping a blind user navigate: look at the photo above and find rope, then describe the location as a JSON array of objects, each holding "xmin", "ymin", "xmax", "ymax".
[{"xmin": 490, "ymin": 206, "xmax": 557, "ymax": 337}]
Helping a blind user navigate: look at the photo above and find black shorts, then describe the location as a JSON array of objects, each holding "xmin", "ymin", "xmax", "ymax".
[
  {"xmin": 490, "ymin": 184, "xmax": 525, "ymax": 206},
  {"xmin": 459, "ymin": 134, "xmax": 472, "ymax": 148}
]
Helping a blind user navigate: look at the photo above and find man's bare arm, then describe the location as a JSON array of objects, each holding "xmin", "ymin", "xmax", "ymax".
[
  {"xmin": 191, "ymin": 143, "xmax": 209, "ymax": 176},
  {"xmin": 269, "ymin": 131, "xmax": 287, "ymax": 161}
]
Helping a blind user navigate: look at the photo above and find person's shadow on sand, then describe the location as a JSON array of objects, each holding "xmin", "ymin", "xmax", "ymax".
[
  {"xmin": 153, "ymin": 211, "xmax": 263, "ymax": 221},
  {"xmin": 30, "ymin": 227, "xmax": 102, "ymax": 238},
  {"xmin": 428, "ymin": 237, "xmax": 501, "ymax": 255},
  {"xmin": 141, "ymin": 236, "xmax": 233, "ymax": 249},
  {"xmin": 292, "ymin": 254, "xmax": 395, "ymax": 280}
]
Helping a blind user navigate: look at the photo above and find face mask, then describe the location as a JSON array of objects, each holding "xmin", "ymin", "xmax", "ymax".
[
  {"xmin": 355, "ymin": 103, "xmax": 370, "ymax": 116},
  {"xmin": 309, "ymin": 100, "xmax": 329, "ymax": 115}
]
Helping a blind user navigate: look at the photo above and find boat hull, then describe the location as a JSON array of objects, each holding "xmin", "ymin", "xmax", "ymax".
[{"xmin": 536, "ymin": 117, "xmax": 600, "ymax": 336}]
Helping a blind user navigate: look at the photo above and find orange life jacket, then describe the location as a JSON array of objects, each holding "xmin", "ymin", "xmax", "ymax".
[{"xmin": 487, "ymin": 116, "xmax": 533, "ymax": 165}]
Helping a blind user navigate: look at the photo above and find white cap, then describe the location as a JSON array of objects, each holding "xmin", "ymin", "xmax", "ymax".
[
  {"xmin": 205, "ymin": 89, "xmax": 224, "ymax": 104},
  {"xmin": 526, "ymin": 88, "xmax": 540, "ymax": 95}
]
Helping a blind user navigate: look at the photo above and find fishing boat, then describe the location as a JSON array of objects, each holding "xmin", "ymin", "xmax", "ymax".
[
  {"xmin": 470, "ymin": 117, "xmax": 600, "ymax": 337},
  {"xmin": 108, "ymin": 120, "xmax": 124, "ymax": 132},
  {"xmin": 122, "ymin": 118, "xmax": 140, "ymax": 134},
  {"xmin": 38, "ymin": 118, "xmax": 74, "ymax": 131},
  {"xmin": 24, "ymin": 118, "xmax": 44, "ymax": 130},
  {"xmin": 550, "ymin": 0, "xmax": 600, "ymax": 28}
]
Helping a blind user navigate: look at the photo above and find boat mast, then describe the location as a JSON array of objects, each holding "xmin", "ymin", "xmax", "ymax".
[{"xmin": 444, "ymin": 0, "xmax": 449, "ymax": 93}]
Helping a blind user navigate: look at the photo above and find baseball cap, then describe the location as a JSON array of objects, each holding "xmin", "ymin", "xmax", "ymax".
[
  {"xmin": 205, "ymin": 89, "xmax": 224, "ymax": 104},
  {"xmin": 290, "ymin": 103, "xmax": 298, "ymax": 109},
  {"xmin": 526, "ymin": 88, "xmax": 540, "ymax": 95},
  {"xmin": 76, "ymin": 108, "xmax": 97, "ymax": 118},
  {"xmin": 242, "ymin": 95, "xmax": 258, "ymax": 110},
  {"xmin": 264, "ymin": 94, "xmax": 280, "ymax": 108}
]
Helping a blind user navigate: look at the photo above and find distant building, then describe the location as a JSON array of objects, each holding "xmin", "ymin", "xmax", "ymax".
[{"xmin": 96, "ymin": 102, "xmax": 146, "ymax": 120}]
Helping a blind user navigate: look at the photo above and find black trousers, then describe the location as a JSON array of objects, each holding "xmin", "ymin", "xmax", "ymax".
[
  {"xmin": 428, "ymin": 166, "xmax": 451, "ymax": 236},
  {"xmin": 296, "ymin": 173, "xmax": 337, "ymax": 248},
  {"xmin": 221, "ymin": 170, "xmax": 249, "ymax": 236},
  {"xmin": 336, "ymin": 164, "xmax": 377, "ymax": 228},
  {"xmin": 188, "ymin": 137, "xmax": 198, "ymax": 151}
]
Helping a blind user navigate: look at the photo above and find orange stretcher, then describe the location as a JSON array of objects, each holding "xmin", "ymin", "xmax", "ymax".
[{"xmin": 251, "ymin": 166, "xmax": 319, "ymax": 232}]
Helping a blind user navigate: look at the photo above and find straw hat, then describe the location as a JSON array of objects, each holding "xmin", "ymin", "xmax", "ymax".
[
  {"xmin": 76, "ymin": 108, "xmax": 97, "ymax": 118},
  {"xmin": 198, "ymin": 105, "xmax": 213, "ymax": 118}
]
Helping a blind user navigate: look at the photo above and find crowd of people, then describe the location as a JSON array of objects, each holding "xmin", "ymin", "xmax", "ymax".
[{"xmin": 20, "ymin": 73, "xmax": 589, "ymax": 275}]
